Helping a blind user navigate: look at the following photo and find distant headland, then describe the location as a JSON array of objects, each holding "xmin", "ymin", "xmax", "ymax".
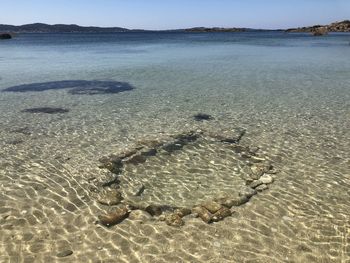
[
  {"xmin": 0, "ymin": 21, "xmax": 349, "ymax": 34},
  {"xmin": 286, "ymin": 20, "xmax": 350, "ymax": 34}
]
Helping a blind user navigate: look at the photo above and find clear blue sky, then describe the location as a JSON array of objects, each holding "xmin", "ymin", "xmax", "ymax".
[{"xmin": 1, "ymin": 0, "xmax": 349, "ymax": 29}]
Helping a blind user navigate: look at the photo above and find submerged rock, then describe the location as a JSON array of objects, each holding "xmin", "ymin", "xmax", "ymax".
[
  {"xmin": 174, "ymin": 207, "xmax": 192, "ymax": 217},
  {"xmin": 249, "ymin": 162, "xmax": 272, "ymax": 179},
  {"xmin": 192, "ymin": 206, "xmax": 213, "ymax": 223},
  {"xmin": 239, "ymin": 186, "xmax": 257, "ymax": 199},
  {"xmin": 215, "ymin": 195, "xmax": 249, "ymax": 207},
  {"xmin": 201, "ymin": 200, "xmax": 223, "ymax": 214},
  {"xmin": 125, "ymin": 154, "xmax": 147, "ymax": 165},
  {"xmin": 98, "ymin": 205, "xmax": 130, "ymax": 227},
  {"xmin": 250, "ymin": 180, "xmax": 264, "ymax": 189},
  {"xmin": 21, "ymin": 107, "xmax": 69, "ymax": 114},
  {"xmin": 128, "ymin": 210, "xmax": 152, "ymax": 221},
  {"xmin": 255, "ymin": 184, "xmax": 268, "ymax": 192},
  {"xmin": 212, "ymin": 207, "xmax": 232, "ymax": 222},
  {"xmin": 145, "ymin": 205, "xmax": 163, "ymax": 216},
  {"xmin": 260, "ymin": 174, "xmax": 274, "ymax": 184},
  {"xmin": 97, "ymin": 189, "xmax": 123, "ymax": 206},
  {"xmin": 193, "ymin": 113, "xmax": 213, "ymax": 121},
  {"xmin": 165, "ymin": 213, "xmax": 184, "ymax": 227},
  {"xmin": 56, "ymin": 249, "xmax": 73, "ymax": 258}
]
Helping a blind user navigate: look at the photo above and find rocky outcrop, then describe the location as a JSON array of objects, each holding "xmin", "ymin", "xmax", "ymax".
[
  {"xmin": 328, "ymin": 20, "xmax": 350, "ymax": 32},
  {"xmin": 312, "ymin": 27, "xmax": 328, "ymax": 36},
  {"xmin": 0, "ymin": 33, "xmax": 12, "ymax": 39},
  {"xmin": 286, "ymin": 20, "xmax": 350, "ymax": 34}
]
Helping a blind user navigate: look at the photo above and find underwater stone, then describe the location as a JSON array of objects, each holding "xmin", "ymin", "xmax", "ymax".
[
  {"xmin": 249, "ymin": 162, "xmax": 272, "ymax": 179},
  {"xmin": 250, "ymin": 180, "xmax": 264, "ymax": 189},
  {"xmin": 165, "ymin": 213, "xmax": 184, "ymax": 227},
  {"xmin": 201, "ymin": 200, "xmax": 223, "ymax": 214},
  {"xmin": 255, "ymin": 184, "xmax": 268, "ymax": 192},
  {"xmin": 239, "ymin": 186, "xmax": 257, "ymax": 199},
  {"xmin": 145, "ymin": 205, "xmax": 163, "ymax": 216},
  {"xmin": 231, "ymin": 195, "xmax": 249, "ymax": 206},
  {"xmin": 192, "ymin": 206, "xmax": 213, "ymax": 224},
  {"xmin": 174, "ymin": 207, "xmax": 192, "ymax": 218},
  {"xmin": 125, "ymin": 154, "xmax": 147, "ymax": 165},
  {"xmin": 98, "ymin": 205, "xmax": 130, "ymax": 227},
  {"xmin": 260, "ymin": 174, "xmax": 274, "ymax": 184},
  {"xmin": 212, "ymin": 207, "xmax": 232, "ymax": 222},
  {"xmin": 97, "ymin": 189, "xmax": 123, "ymax": 206},
  {"xmin": 21, "ymin": 107, "xmax": 69, "ymax": 114},
  {"xmin": 216, "ymin": 195, "xmax": 249, "ymax": 207},
  {"xmin": 193, "ymin": 113, "xmax": 213, "ymax": 121},
  {"xmin": 128, "ymin": 210, "xmax": 152, "ymax": 221}
]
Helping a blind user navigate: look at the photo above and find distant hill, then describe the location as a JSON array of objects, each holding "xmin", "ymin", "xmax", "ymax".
[
  {"xmin": 1, "ymin": 21, "xmax": 349, "ymax": 34},
  {"xmin": 0, "ymin": 23, "xmax": 132, "ymax": 33},
  {"xmin": 286, "ymin": 20, "xmax": 350, "ymax": 33}
]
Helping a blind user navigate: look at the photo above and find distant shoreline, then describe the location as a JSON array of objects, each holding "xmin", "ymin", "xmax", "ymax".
[{"xmin": 0, "ymin": 20, "xmax": 349, "ymax": 34}]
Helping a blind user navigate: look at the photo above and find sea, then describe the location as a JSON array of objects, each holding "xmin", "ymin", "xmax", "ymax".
[{"xmin": 0, "ymin": 32, "xmax": 350, "ymax": 262}]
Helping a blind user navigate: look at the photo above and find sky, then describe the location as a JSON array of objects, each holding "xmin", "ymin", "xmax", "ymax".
[{"xmin": 1, "ymin": 0, "xmax": 350, "ymax": 30}]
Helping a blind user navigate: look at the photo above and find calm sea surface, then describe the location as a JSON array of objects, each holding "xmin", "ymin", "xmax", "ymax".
[{"xmin": 0, "ymin": 32, "xmax": 350, "ymax": 262}]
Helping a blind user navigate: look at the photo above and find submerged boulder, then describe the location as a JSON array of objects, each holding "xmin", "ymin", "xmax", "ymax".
[
  {"xmin": 98, "ymin": 205, "xmax": 130, "ymax": 227},
  {"xmin": 97, "ymin": 189, "xmax": 123, "ymax": 206},
  {"xmin": 165, "ymin": 213, "xmax": 184, "ymax": 227}
]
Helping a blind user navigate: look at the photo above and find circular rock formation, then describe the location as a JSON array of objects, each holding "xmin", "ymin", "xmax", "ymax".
[{"xmin": 96, "ymin": 127, "xmax": 278, "ymax": 227}]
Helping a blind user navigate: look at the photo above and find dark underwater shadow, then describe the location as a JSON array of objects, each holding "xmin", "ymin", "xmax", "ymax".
[
  {"xmin": 21, "ymin": 107, "xmax": 69, "ymax": 114},
  {"xmin": 2, "ymin": 80, "xmax": 134, "ymax": 95}
]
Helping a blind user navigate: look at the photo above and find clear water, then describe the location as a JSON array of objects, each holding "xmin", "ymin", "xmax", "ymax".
[{"xmin": 0, "ymin": 32, "xmax": 350, "ymax": 262}]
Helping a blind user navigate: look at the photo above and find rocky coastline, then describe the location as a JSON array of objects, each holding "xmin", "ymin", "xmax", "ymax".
[{"xmin": 286, "ymin": 20, "xmax": 350, "ymax": 34}]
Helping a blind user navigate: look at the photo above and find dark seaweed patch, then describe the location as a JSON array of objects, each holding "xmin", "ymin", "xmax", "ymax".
[
  {"xmin": 193, "ymin": 113, "xmax": 213, "ymax": 121},
  {"xmin": 3, "ymin": 80, "xmax": 134, "ymax": 95},
  {"xmin": 21, "ymin": 107, "xmax": 69, "ymax": 114}
]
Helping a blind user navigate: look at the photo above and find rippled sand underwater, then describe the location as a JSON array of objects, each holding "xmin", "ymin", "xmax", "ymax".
[{"xmin": 0, "ymin": 32, "xmax": 350, "ymax": 262}]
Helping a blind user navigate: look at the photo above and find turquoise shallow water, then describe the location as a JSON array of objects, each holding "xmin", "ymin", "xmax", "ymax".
[{"xmin": 0, "ymin": 32, "xmax": 350, "ymax": 262}]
